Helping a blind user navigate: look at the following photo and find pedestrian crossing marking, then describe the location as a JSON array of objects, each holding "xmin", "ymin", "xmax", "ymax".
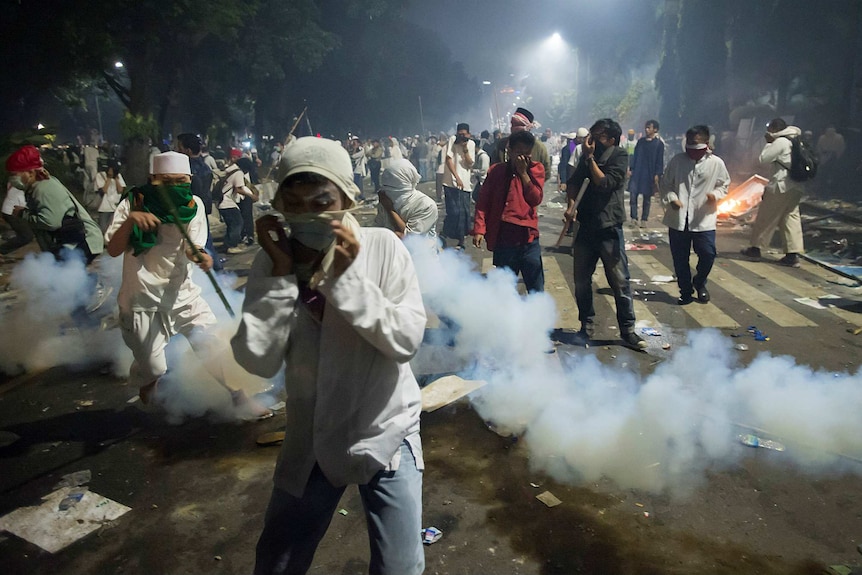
[
  {"xmin": 542, "ymin": 256, "xmax": 580, "ymax": 330},
  {"xmin": 592, "ymin": 260, "xmax": 662, "ymax": 328},
  {"xmin": 733, "ymin": 259, "xmax": 860, "ymax": 327},
  {"xmin": 703, "ymin": 259, "xmax": 817, "ymax": 327},
  {"xmin": 627, "ymin": 254, "xmax": 740, "ymax": 328}
]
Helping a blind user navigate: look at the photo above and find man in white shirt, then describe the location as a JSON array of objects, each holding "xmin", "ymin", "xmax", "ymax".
[
  {"xmin": 233, "ymin": 137, "xmax": 426, "ymax": 575},
  {"xmin": 1, "ymin": 181, "xmax": 33, "ymax": 248},
  {"xmin": 440, "ymin": 122, "xmax": 475, "ymax": 249},
  {"xmin": 661, "ymin": 125, "xmax": 729, "ymax": 305},
  {"xmin": 105, "ymin": 152, "xmax": 269, "ymax": 417}
]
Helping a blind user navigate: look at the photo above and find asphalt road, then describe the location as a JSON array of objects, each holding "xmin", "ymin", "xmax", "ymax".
[{"xmin": 0, "ymin": 181, "xmax": 861, "ymax": 574}]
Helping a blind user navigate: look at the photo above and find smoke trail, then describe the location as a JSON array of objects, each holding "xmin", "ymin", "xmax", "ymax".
[{"xmin": 405, "ymin": 237, "xmax": 862, "ymax": 495}]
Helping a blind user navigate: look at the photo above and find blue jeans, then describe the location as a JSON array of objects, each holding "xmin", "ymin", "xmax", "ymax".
[
  {"xmin": 254, "ymin": 441, "xmax": 424, "ymax": 575},
  {"xmin": 669, "ymin": 227, "xmax": 716, "ymax": 297},
  {"xmin": 353, "ymin": 173, "xmax": 364, "ymax": 198},
  {"xmin": 573, "ymin": 226, "xmax": 637, "ymax": 333},
  {"xmin": 492, "ymin": 240, "xmax": 544, "ymax": 293},
  {"xmin": 219, "ymin": 208, "xmax": 242, "ymax": 249}
]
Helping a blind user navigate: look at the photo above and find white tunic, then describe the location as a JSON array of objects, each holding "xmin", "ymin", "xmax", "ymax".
[
  {"xmin": 232, "ymin": 228, "xmax": 426, "ymax": 496},
  {"xmin": 660, "ymin": 153, "xmax": 730, "ymax": 232},
  {"xmin": 105, "ymin": 196, "xmax": 209, "ymax": 312},
  {"xmin": 95, "ymin": 172, "xmax": 127, "ymax": 213}
]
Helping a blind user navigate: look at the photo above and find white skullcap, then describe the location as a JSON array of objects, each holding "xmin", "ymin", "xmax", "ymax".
[
  {"xmin": 576, "ymin": 127, "xmax": 589, "ymax": 139},
  {"xmin": 151, "ymin": 151, "xmax": 191, "ymax": 175},
  {"xmin": 276, "ymin": 137, "xmax": 359, "ymax": 206}
]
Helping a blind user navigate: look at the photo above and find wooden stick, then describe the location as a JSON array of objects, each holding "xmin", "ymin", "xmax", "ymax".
[{"xmin": 555, "ymin": 178, "xmax": 590, "ymax": 247}]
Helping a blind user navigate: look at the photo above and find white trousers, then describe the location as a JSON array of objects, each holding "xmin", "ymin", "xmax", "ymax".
[{"xmin": 120, "ymin": 297, "xmax": 221, "ymax": 388}]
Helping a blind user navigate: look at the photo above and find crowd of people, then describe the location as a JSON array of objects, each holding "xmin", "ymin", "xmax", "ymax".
[{"xmin": 0, "ymin": 102, "xmax": 838, "ymax": 574}]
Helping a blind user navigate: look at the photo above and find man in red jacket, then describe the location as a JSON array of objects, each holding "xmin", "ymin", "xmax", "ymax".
[{"xmin": 472, "ymin": 130, "xmax": 545, "ymax": 293}]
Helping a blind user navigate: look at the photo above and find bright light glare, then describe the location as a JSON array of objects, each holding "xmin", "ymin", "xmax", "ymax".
[
  {"xmin": 482, "ymin": 81, "xmax": 492, "ymax": 85},
  {"xmin": 551, "ymin": 32, "xmax": 561, "ymax": 42},
  {"xmin": 114, "ymin": 61, "xmax": 124, "ymax": 68}
]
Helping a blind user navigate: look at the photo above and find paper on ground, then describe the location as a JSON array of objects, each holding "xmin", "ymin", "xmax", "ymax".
[
  {"xmin": 421, "ymin": 375, "xmax": 487, "ymax": 412},
  {"xmin": 536, "ymin": 491, "xmax": 562, "ymax": 507},
  {"xmin": 794, "ymin": 295, "xmax": 841, "ymax": 310},
  {"xmin": 0, "ymin": 487, "xmax": 131, "ymax": 553}
]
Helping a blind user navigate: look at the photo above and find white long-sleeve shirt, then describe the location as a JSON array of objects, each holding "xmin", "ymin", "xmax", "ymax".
[
  {"xmin": 660, "ymin": 152, "xmax": 729, "ymax": 232},
  {"xmin": 231, "ymin": 227, "xmax": 426, "ymax": 496},
  {"xmin": 106, "ymin": 196, "xmax": 208, "ymax": 312}
]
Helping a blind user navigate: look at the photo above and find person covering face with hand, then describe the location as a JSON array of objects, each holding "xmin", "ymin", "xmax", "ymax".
[
  {"xmin": 105, "ymin": 152, "xmax": 270, "ymax": 418},
  {"xmin": 472, "ymin": 129, "xmax": 546, "ymax": 293},
  {"xmin": 233, "ymin": 137, "xmax": 427, "ymax": 575}
]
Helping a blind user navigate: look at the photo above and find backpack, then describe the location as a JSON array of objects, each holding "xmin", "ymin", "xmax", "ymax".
[
  {"xmin": 188, "ymin": 156, "xmax": 213, "ymax": 202},
  {"xmin": 781, "ymin": 136, "xmax": 818, "ymax": 182},
  {"xmin": 212, "ymin": 167, "xmax": 238, "ymax": 205}
]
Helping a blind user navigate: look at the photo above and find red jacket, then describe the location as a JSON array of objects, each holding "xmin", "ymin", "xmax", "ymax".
[{"xmin": 472, "ymin": 161, "xmax": 544, "ymax": 251}]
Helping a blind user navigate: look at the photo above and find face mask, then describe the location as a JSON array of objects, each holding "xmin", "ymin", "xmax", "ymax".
[
  {"xmin": 281, "ymin": 210, "xmax": 349, "ymax": 252},
  {"xmin": 455, "ymin": 135, "xmax": 468, "ymax": 144},
  {"xmin": 685, "ymin": 143, "xmax": 708, "ymax": 161},
  {"xmin": 8, "ymin": 175, "xmax": 26, "ymax": 190},
  {"xmin": 593, "ymin": 141, "xmax": 607, "ymax": 156}
]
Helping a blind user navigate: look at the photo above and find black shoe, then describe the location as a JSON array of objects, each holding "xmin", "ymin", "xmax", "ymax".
[
  {"xmin": 696, "ymin": 287, "xmax": 710, "ymax": 303},
  {"xmin": 677, "ymin": 294, "xmax": 694, "ymax": 305},
  {"xmin": 621, "ymin": 331, "xmax": 648, "ymax": 351},
  {"xmin": 777, "ymin": 253, "xmax": 801, "ymax": 268},
  {"xmin": 740, "ymin": 246, "xmax": 761, "ymax": 260}
]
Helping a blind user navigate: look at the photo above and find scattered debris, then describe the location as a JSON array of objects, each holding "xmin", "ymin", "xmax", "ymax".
[
  {"xmin": 640, "ymin": 327, "xmax": 661, "ymax": 337},
  {"xmin": 536, "ymin": 491, "xmax": 562, "ymax": 508},
  {"xmin": 661, "ymin": 343, "xmax": 671, "ymax": 350},
  {"xmin": 635, "ymin": 503, "xmax": 645, "ymax": 508},
  {"xmin": 74, "ymin": 399, "xmax": 94, "ymax": 407},
  {"xmin": 0, "ymin": 487, "xmax": 131, "ymax": 553},
  {"xmin": 53, "ymin": 470, "xmax": 91, "ymax": 490},
  {"xmin": 747, "ymin": 326, "xmax": 769, "ymax": 341},
  {"xmin": 420, "ymin": 375, "xmax": 487, "ymax": 412},
  {"xmin": 529, "ymin": 482, "xmax": 541, "ymax": 488},
  {"xmin": 256, "ymin": 431, "xmax": 285, "ymax": 447},
  {"xmin": 650, "ymin": 275, "xmax": 674, "ymax": 283},
  {"xmin": 643, "ymin": 511, "xmax": 650, "ymax": 518},
  {"xmin": 338, "ymin": 509, "xmax": 348, "ymax": 516},
  {"xmin": 422, "ymin": 527, "xmax": 443, "ymax": 545},
  {"xmin": 739, "ymin": 434, "xmax": 785, "ymax": 452},
  {"xmin": 58, "ymin": 490, "xmax": 87, "ymax": 511},
  {"xmin": 126, "ymin": 395, "xmax": 139, "ymax": 404},
  {"xmin": 214, "ymin": 555, "xmax": 222, "ymax": 561},
  {"xmin": 849, "ymin": 327, "xmax": 862, "ymax": 336},
  {"xmin": 625, "ymin": 243, "xmax": 657, "ymax": 251}
]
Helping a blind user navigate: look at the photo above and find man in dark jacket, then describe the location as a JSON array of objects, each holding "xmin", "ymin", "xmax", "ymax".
[{"xmin": 565, "ymin": 118, "xmax": 646, "ymax": 351}]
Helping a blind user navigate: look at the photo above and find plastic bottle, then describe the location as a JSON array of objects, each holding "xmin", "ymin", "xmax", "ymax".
[{"xmin": 738, "ymin": 434, "xmax": 785, "ymax": 451}]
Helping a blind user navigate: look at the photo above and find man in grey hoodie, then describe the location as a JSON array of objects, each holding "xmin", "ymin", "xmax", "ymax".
[{"xmin": 740, "ymin": 118, "xmax": 806, "ymax": 268}]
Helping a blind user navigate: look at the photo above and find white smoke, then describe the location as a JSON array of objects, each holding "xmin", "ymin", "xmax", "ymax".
[
  {"xmin": 405, "ymin": 236, "xmax": 862, "ymax": 495},
  {"xmin": 0, "ymin": 250, "xmax": 277, "ymax": 422}
]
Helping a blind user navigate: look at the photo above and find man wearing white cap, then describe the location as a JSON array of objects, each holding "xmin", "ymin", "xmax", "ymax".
[
  {"xmin": 105, "ymin": 152, "xmax": 268, "ymax": 416},
  {"xmin": 233, "ymin": 137, "xmax": 426, "ymax": 575}
]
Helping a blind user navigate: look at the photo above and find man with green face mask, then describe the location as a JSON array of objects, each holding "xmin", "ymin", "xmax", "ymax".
[
  {"xmin": 233, "ymin": 137, "xmax": 427, "ymax": 575},
  {"xmin": 105, "ymin": 152, "xmax": 270, "ymax": 418}
]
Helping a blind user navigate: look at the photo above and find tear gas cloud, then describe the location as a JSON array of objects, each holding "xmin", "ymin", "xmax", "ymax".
[
  {"xmin": 405, "ymin": 236, "xmax": 862, "ymax": 496},
  {"xmin": 0, "ymin": 252, "xmax": 276, "ymax": 422}
]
